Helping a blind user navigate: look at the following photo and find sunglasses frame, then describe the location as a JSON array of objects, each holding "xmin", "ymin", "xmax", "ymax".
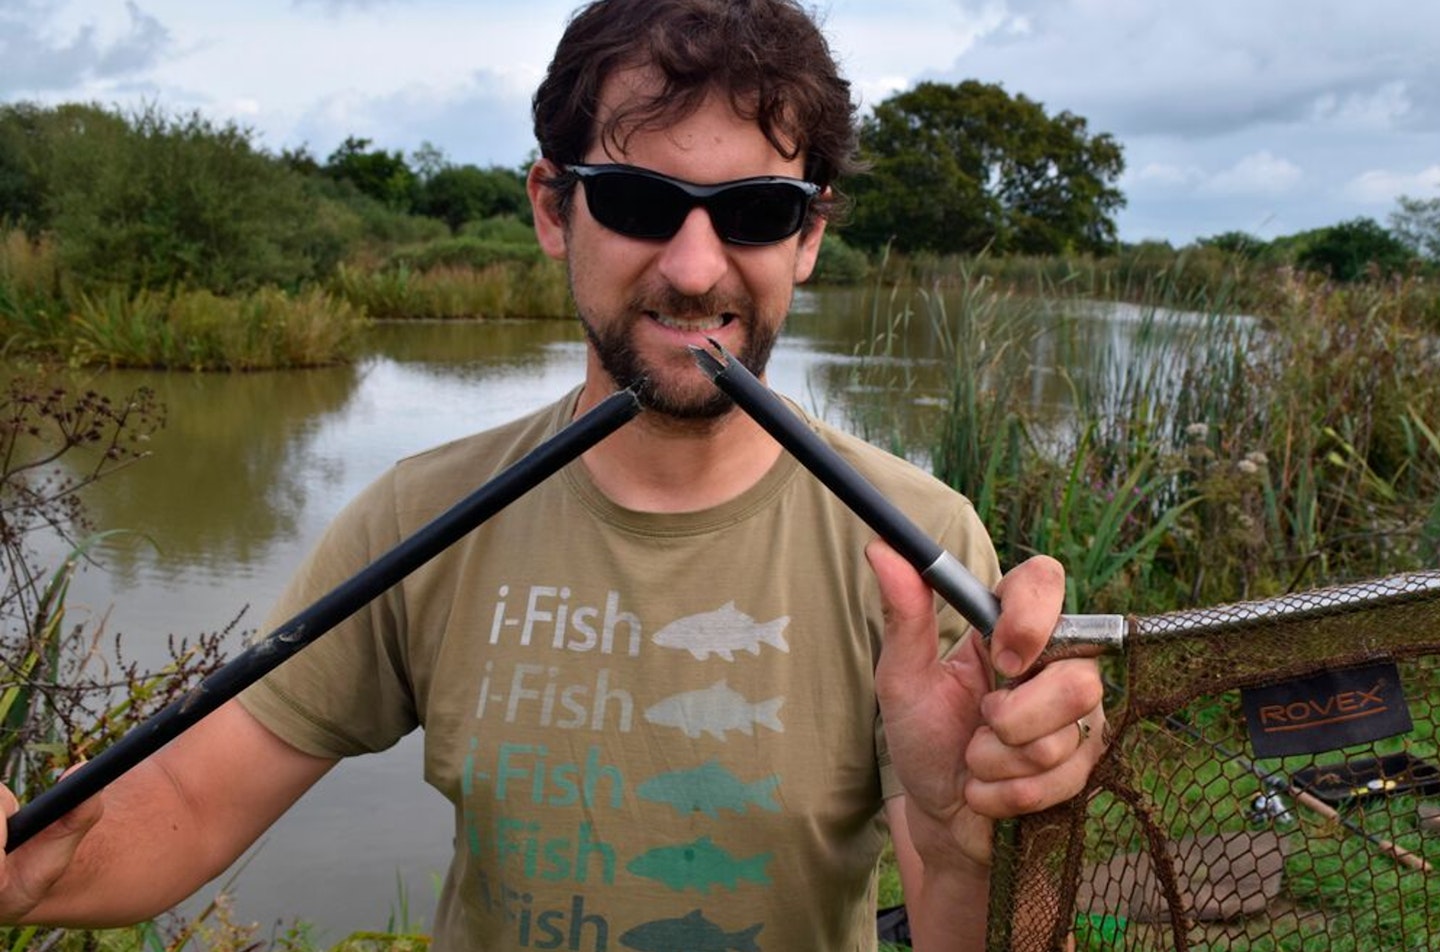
[{"xmin": 564, "ymin": 163, "xmax": 823, "ymax": 246}]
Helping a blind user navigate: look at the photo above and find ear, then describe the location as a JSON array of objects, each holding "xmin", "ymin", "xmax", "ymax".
[
  {"xmin": 527, "ymin": 160, "xmax": 568, "ymax": 261},
  {"xmin": 793, "ymin": 214, "xmax": 828, "ymax": 284}
]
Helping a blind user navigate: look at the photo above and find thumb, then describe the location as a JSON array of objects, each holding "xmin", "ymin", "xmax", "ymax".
[{"xmin": 867, "ymin": 539, "xmax": 941, "ymax": 694}]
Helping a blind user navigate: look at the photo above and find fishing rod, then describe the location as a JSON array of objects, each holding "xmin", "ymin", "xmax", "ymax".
[
  {"xmin": 5, "ymin": 387, "xmax": 642, "ymax": 852},
  {"xmin": 692, "ymin": 338, "xmax": 1440, "ymax": 946},
  {"xmin": 1152, "ymin": 698, "xmax": 1432, "ymax": 873},
  {"xmin": 690, "ymin": 339, "xmax": 1122, "ymax": 649},
  {"xmin": 691, "ymin": 340, "xmax": 1440, "ymax": 660}
]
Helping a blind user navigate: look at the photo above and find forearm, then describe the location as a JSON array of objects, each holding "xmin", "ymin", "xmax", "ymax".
[
  {"xmin": 13, "ymin": 701, "xmax": 334, "ymax": 928},
  {"xmin": 903, "ymin": 852, "xmax": 992, "ymax": 951},
  {"xmin": 20, "ymin": 756, "xmax": 233, "ymax": 926},
  {"xmin": 885, "ymin": 796, "xmax": 993, "ymax": 951}
]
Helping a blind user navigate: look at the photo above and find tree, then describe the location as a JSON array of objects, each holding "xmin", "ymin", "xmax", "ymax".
[
  {"xmin": 42, "ymin": 104, "xmax": 329, "ymax": 293},
  {"xmin": 1294, "ymin": 217, "xmax": 1413, "ymax": 282},
  {"xmin": 1390, "ymin": 194, "xmax": 1440, "ymax": 263},
  {"xmin": 1196, "ymin": 230, "xmax": 1268, "ymax": 259},
  {"xmin": 323, "ymin": 136, "xmax": 418, "ymax": 210},
  {"xmin": 845, "ymin": 81, "xmax": 1125, "ymax": 256},
  {"xmin": 414, "ymin": 163, "xmax": 529, "ymax": 233},
  {"xmin": 0, "ymin": 102, "xmax": 55, "ymax": 233}
]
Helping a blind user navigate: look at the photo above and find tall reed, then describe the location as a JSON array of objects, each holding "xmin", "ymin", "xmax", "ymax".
[
  {"xmin": 916, "ymin": 267, "xmax": 1440, "ymax": 612},
  {"xmin": 67, "ymin": 286, "xmax": 369, "ymax": 370},
  {"xmin": 330, "ymin": 258, "xmax": 571, "ymax": 320}
]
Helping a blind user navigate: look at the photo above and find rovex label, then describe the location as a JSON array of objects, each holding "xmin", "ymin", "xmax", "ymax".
[{"xmin": 1242, "ymin": 661, "xmax": 1412, "ymax": 758}]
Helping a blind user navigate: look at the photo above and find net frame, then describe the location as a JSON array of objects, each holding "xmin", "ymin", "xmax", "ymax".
[{"xmin": 989, "ymin": 571, "xmax": 1440, "ymax": 951}]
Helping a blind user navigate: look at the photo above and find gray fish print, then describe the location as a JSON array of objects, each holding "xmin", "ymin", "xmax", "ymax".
[
  {"xmin": 651, "ymin": 601, "xmax": 790, "ymax": 661},
  {"xmin": 643, "ymin": 680, "xmax": 784, "ymax": 740}
]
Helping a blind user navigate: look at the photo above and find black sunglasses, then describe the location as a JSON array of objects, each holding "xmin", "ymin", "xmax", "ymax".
[{"xmin": 565, "ymin": 163, "xmax": 822, "ymax": 246}]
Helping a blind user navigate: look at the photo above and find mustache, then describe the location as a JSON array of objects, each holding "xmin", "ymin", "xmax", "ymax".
[{"xmin": 630, "ymin": 287, "xmax": 746, "ymax": 321}]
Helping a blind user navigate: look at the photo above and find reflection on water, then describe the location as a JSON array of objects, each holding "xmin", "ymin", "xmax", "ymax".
[
  {"xmin": 3, "ymin": 288, "xmax": 1204, "ymax": 939},
  {"xmin": 83, "ymin": 366, "xmax": 359, "ymax": 585}
]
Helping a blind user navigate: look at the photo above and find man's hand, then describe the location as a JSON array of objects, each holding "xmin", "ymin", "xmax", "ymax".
[
  {"xmin": 870, "ymin": 540, "xmax": 1104, "ymax": 869},
  {"xmin": 0, "ymin": 772, "xmax": 103, "ymax": 923}
]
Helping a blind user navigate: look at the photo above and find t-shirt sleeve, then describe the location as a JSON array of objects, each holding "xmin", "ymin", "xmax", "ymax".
[{"xmin": 237, "ymin": 467, "xmax": 419, "ymax": 759}]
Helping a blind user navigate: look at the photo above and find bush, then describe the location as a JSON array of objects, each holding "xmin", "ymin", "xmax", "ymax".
[
  {"xmin": 330, "ymin": 259, "xmax": 570, "ymax": 320},
  {"xmin": 389, "ymin": 234, "xmax": 546, "ymax": 272},
  {"xmin": 40, "ymin": 104, "xmax": 333, "ymax": 294},
  {"xmin": 459, "ymin": 215, "xmax": 538, "ymax": 244},
  {"xmin": 811, "ymin": 232, "xmax": 870, "ymax": 285}
]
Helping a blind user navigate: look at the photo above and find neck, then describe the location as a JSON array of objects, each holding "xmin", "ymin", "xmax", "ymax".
[{"xmin": 575, "ymin": 384, "xmax": 782, "ymax": 513}]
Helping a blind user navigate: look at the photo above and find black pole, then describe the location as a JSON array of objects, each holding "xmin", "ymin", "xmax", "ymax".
[
  {"xmin": 690, "ymin": 340, "xmax": 1003, "ymax": 634},
  {"xmin": 6, "ymin": 388, "xmax": 641, "ymax": 852}
]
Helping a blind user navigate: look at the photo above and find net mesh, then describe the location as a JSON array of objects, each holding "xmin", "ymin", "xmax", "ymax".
[{"xmin": 986, "ymin": 571, "xmax": 1440, "ymax": 951}]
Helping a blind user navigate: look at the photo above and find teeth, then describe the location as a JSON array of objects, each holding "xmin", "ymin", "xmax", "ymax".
[{"xmin": 653, "ymin": 313, "xmax": 726, "ymax": 332}]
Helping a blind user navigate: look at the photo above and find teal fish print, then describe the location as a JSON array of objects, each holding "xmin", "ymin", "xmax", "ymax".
[
  {"xmin": 620, "ymin": 909, "xmax": 763, "ymax": 952},
  {"xmin": 636, "ymin": 760, "xmax": 781, "ymax": 818},
  {"xmin": 626, "ymin": 836, "xmax": 773, "ymax": 893}
]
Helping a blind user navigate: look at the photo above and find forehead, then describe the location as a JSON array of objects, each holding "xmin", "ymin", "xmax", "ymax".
[{"xmin": 590, "ymin": 67, "xmax": 804, "ymax": 179}]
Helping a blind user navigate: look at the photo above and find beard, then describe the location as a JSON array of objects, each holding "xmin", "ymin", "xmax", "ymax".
[{"xmin": 579, "ymin": 285, "xmax": 781, "ymax": 421}]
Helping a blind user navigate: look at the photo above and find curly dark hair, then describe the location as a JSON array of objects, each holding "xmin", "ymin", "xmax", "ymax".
[{"xmin": 532, "ymin": 0, "xmax": 861, "ymax": 227}]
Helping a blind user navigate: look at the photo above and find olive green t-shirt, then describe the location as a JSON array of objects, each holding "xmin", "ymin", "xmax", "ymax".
[{"xmin": 240, "ymin": 389, "xmax": 999, "ymax": 951}]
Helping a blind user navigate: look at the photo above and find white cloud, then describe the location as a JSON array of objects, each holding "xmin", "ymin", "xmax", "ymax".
[
  {"xmin": 1130, "ymin": 162, "xmax": 1205, "ymax": 188},
  {"xmin": 1344, "ymin": 165, "xmax": 1440, "ymax": 205},
  {"xmin": 1203, "ymin": 151, "xmax": 1304, "ymax": 197}
]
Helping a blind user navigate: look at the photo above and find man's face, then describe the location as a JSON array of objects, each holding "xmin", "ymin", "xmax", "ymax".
[{"xmin": 529, "ymin": 73, "xmax": 826, "ymax": 421}]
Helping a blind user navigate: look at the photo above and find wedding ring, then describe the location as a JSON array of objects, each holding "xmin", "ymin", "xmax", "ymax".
[{"xmin": 1076, "ymin": 718, "xmax": 1092, "ymax": 748}]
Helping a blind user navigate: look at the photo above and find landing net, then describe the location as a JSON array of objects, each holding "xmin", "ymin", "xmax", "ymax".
[{"xmin": 987, "ymin": 571, "xmax": 1440, "ymax": 951}]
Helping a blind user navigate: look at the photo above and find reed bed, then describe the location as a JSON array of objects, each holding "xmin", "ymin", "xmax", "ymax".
[
  {"xmin": 898, "ymin": 268, "xmax": 1440, "ymax": 614},
  {"xmin": 329, "ymin": 258, "xmax": 571, "ymax": 321}
]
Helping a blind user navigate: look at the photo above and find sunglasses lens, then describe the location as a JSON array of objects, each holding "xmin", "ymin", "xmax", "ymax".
[
  {"xmin": 709, "ymin": 183, "xmax": 809, "ymax": 245},
  {"xmin": 574, "ymin": 166, "xmax": 815, "ymax": 245},
  {"xmin": 581, "ymin": 171, "xmax": 689, "ymax": 240}
]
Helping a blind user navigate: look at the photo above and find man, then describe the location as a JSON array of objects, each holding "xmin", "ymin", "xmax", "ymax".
[{"xmin": 0, "ymin": 0, "xmax": 1105, "ymax": 948}]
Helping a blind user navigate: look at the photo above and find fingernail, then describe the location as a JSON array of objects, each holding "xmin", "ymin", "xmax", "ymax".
[{"xmin": 995, "ymin": 649, "xmax": 1023, "ymax": 679}]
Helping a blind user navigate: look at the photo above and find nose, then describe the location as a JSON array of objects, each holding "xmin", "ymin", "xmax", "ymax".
[{"xmin": 655, "ymin": 206, "xmax": 729, "ymax": 295}]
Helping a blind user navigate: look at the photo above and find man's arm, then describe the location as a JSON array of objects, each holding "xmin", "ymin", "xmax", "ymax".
[
  {"xmin": 870, "ymin": 541, "xmax": 1104, "ymax": 951},
  {"xmin": 884, "ymin": 795, "xmax": 990, "ymax": 947},
  {"xmin": 0, "ymin": 699, "xmax": 336, "ymax": 927}
]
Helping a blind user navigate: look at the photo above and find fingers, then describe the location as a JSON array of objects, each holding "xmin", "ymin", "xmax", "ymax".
[
  {"xmin": 966, "ymin": 658, "xmax": 1106, "ymax": 817},
  {"xmin": 963, "ymin": 736, "xmax": 1102, "ymax": 818},
  {"xmin": 990, "ymin": 554, "xmax": 1066, "ymax": 678},
  {"xmin": 979, "ymin": 657, "xmax": 1104, "ymax": 751},
  {"xmin": 868, "ymin": 539, "xmax": 945, "ymax": 700}
]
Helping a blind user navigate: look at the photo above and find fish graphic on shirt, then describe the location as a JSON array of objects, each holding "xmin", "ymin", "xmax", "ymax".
[
  {"xmin": 620, "ymin": 909, "xmax": 763, "ymax": 952},
  {"xmin": 627, "ymin": 836, "xmax": 774, "ymax": 893},
  {"xmin": 643, "ymin": 680, "xmax": 784, "ymax": 740},
  {"xmin": 637, "ymin": 760, "xmax": 781, "ymax": 817},
  {"xmin": 651, "ymin": 602, "xmax": 790, "ymax": 661}
]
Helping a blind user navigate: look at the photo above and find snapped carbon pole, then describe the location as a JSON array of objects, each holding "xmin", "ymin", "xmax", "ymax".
[
  {"xmin": 5, "ymin": 387, "xmax": 642, "ymax": 852},
  {"xmin": 690, "ymin": 339, "xmax": 1123, "ymax": 648}
]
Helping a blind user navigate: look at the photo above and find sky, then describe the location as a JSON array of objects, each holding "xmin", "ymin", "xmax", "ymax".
[{"xmin": 3, "ymin": 0, "xmax": 1439, "ymax": 247}]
